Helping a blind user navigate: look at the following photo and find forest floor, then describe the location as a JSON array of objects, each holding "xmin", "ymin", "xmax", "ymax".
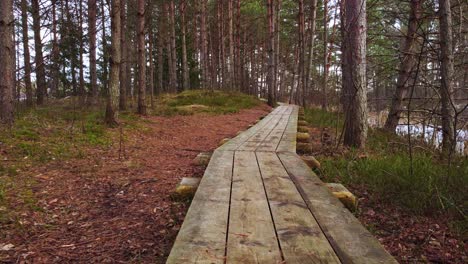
[
  {"xmin": 0, "ymin": 91, "xmax": 270, "ymax": 263},
  {"xmin": 304, "ymin": 109, "xmax": 467, "ymax": 263}
]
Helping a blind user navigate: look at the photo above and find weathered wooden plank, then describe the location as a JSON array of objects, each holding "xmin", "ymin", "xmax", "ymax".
[
  {"xmin": 226, "ymin": 151, "xmax": 282, "ymax": 263},
  {"xmin": 277, "ymin": 152, "xmax": 398, "ymax": 264},
  {"xmin": 277, "ymin": 106, "xmax": 299, "ymax": 152},
  {"xmin": 256, "ymin": 114, "xmax": 291, "ymax": 152},
  {"xmin": 218, "ymin": 112, "xmax": 276, "ymax": 151},
  {"xmin": 256, "ymin": 152, "xmax": 341, "ymax": 263},
  {"xmin": 166, "ymin": 150, "xmax": 234, "ymax": 264},
  {"xmin": 237, "ymin": 114, "xmax": 284, "ymax": 151}
]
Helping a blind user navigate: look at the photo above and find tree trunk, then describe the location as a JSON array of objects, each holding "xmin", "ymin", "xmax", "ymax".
[
  {"xmin": 200, "ymin": 0, "xmax": 209, "ymax": 89},
  {"xmin": 384, "ymin": 0, "xmax": 424, "ymax": 131},
  {"xmin": 181, "ymin": 1, "xmax": 190, "ymax": 90},
  {"xmin": 305, "ymin": 0, "xmax": 317, "ymax": 95},
  {"xmin": 274, "ymin": 0, "xmax": 281, "ymax": 99},
  {"xmin": 439, "ymin": 0, "xmax": 456, "ymax": 154},
  {"xmin": 298, "ymin": 0, "xmax": 306, "ymax": 106},
  {"xmin": 78, "ymin": 0, "xmax": 85, "ymax": 104},
  {"xmin": 20, "ymin": 0, "xmax": 33, "ymax": 106},
  {"xmin": 101, "ymin": 0, "xmax": 109, "ymax": 96},
  {"xmin": 137, "ymin": 0, "xmax": 146, "ymax": 115},
  {"xmin": 0, "ymin": 0, "xmax": 14, "ymax": 125},
  {"xmin": 342, "ymin": 0, "xmax": 368, "ymax": 148},
  {"xmin": 267, "ymin": 0, "xmax": 276, "ymax": 106},
  {"xmin": 228, "ymin": 0, "xmax": 234, "ymax": 88},
  {"xmin": 322, "ymin": 0, "xmax": 328, "ymax": 110},
  {"xmin": 119, "ymin": 0, "xmax": 127, "ymax": 110},
  {"xmin": 31, "ymin": 0, "xmax": 47, "ymax": 105},
  {"xmin": 89, "ymin": 0, "xmax": 98, "ymax": 105},
  {"xmin": 50, "ymin": 0, "xmax": 60, "ymax": 98},
  {"xmin": 105, "ymin": 0, "xmax": 121, "ymax": 126},
  {"xmin": 169, "ymin": 0, "xmax": 178, "ymax": 92}
]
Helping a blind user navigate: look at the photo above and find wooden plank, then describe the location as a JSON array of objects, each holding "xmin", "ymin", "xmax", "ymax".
[
  {"xmin": 237, "ymin": 114, "xmax": 284, "ymax": 151},
  {"xmin": 256, "ymin": 152, "xmax": 341, "ymax": 263},
  {"xmin": 257, "ymin": 114, "xmax": 291, "ymax": 152},
  {"xmin": 226, "ymin": 151, "xmax": 282, "ymax": 263},
  {"xmin": 277, "ymin": 106, "xmax": 298, "ymax": 152},
  {"xmin": 218, "ymin": 112, "xmax": 276, "ymax": 151},
  {"xmin": 277, "ymin": 152, "xmax": 398, "ymax": 264},
  {"xmin": 166, "ymin": 150, "xmax": 234, "ymax": 264}
]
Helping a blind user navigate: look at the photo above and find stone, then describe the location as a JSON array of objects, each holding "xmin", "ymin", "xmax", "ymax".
[
  {"xmin": 301, "ymin": 155, "xmax": 320, "ymax": 169},
  {"xmin": 219, "ymin": 138, "xmax": 231, "ymax": 146},
  {"xmin": 192, "ymin": 152, "xmax": 212, "ymax": 166},
  {"xmin": 298, "ymin": 120, "xmax": 308, "ymax": 126},
  {"xmin": 296, "ymin": 132, "xmax": 310, "ymax": 143},
  {"xmin": 325, "ymin": 183, "xmax": 358, "ymax": 212},
  {"xmin": 296, "ymin": 143, "xmax": 312, "ymax": 154},
  {"xmin": 174, "ymin": 177, "xmax": 201, "ymax": 200},
  {"xmin": 298, "ymin": 126, "xmax": 309, "ymax": 133}
]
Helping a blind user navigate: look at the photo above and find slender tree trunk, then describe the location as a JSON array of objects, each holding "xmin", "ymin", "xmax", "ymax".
[
  {"xmin": 305, "ymin": 0, "xmax": 317, "ymax": 95},
  {"xmin": 200, "ymin": 0, "xmax": 209, "ymax": 89},
  {"xmin": 234, "ymin": 0, "xmax": 241, "ymax": 90},
  {"xmin": 137, "ymin": 0, "xmax": 146, "ymax": 114},
  {"xmin": 31, "ymin": 0, "xmax": 47, "ymax": 105},
  {"xmin": 169, "ymin": 0, "xmax": 178, "ymax": 92},
  {"xmin": 101, "ymin": 0, "xmax": 109, "ymax": 96},
  {"xmin": 20, "ymin": 0, "xmax": 33, "ymax": 106},
  {"xmin": 267, "ymin": 0, "xmax": 276, "ymax": 106},
  {"xmin": 385, "ymin": 0, "xmax": 424, "ymax": 131},
  {"xmin": 78, "ymin": 0, "xmax": 85, "ymax": 104},
  {"xmin": 149, "ymin": 30, "xmax": 155, "ymax": 106},
  {"xmin": 274, "ymin": 0, "xmax": 281, "ymax": 98},
  {"xmin": 342, "ymin": 0, "xmax": 368, "ymax": 148},
  {"xmin": 299, "ymin": 0, "xmax": 306, "ymax": 106},
  {"xmin": 157, "ymin": 17, "xmax": 164, "ymax": 94},
  {"xmin": 119, "ymin": 0, "xmax": 127, "ymax": 110},
  {"xmin": 105, "ymin": 0, "xmax": 121, "ymax": 126},
  {"xmin": 322, "ymin": 0, "xmax": 328, "ymax": 110},
  {"xmin": 439, "ymin": 0, "xmax": 456, "ymax": 153},
  {"xmin": 181, "ymin": 1, "xmax": 190, "ymax": 90},
  {"xmin": 228, "ymin": 0, "xmax": 234, "ymax": 88},
  {"xmin": 89, "ymin": 0, "xmax": 98, "ymax": 105},
  {"xmin": 50, "ymin": 0, "xmax": 60, "ymax": 98},
  {"xmin": 0, "ymin": 0, "xmax": 14, "ymax": 125}
]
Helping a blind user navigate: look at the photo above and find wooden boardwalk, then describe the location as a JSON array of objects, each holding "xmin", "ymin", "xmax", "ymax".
[{"xmin": 167, "ymin": 105, "xmax": 396, "ymax": 264}]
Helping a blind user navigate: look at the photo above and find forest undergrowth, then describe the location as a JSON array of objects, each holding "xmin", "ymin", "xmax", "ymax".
[{"xmin": 304, "ymin": 107, "xmax": 467, "ymax": 263}]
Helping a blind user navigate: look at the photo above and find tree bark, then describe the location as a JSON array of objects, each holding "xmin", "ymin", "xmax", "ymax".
[
  {"xmin": 305, "ymin": 0, "xmax": 317, "ymax": 95},
  {"xmin": 21, "ymin": 0, "xmax": 33, "ymax": 106},
  {"xmin": 137, "ymin": 0, "xmax": 146, "ymax": 114},
  {"xmin": 228, "ymin": 0, "xmax": 234, "ymax": 88},
  {"xmin": 181, "ymin": 0, "xmax": 190, "ymax": 90},
  {"xmin": 105, "ymin": 0, "xmax": 121, "ymax": 126},
  {"xmin": 322, "ymin": 0, "xmax": 328, "ymax": 110},
  {"xmin": 89, "ymin": 0, "xmax": 98, "ymax": 105},
  {"xmin": 169, "ymin": 0, "xmax": 178, "ymax": 92},
  {"xmin": 342, "ymin": 0, "xmax": 368, "ymax": 148},
  {"xmin": 119, "ymin": 0, "xmax": 127, "ymax": 110},
  {"xmin": 439, "ymin": 0, "xmax": 456, "ymax": 154},
  {"xmin": 0, "ymin": 0, "xmax": 14, "ymax": 125},
  {"xmin": 384, "ymin": 0, "xmax": 424, "ymax": 131},
  {"xmin": 31, "ymin": 0, "xmax": 47, "ymax": 105},
  {"xmin": 200, "ymin": 0, "xmax": 209, "ymax": 89},
  {"xmin": 298, "ymin": 0, "xmax": 306, "ymax": 106},
  {"xmin": 267, "ymin": 0, "xmax": 276, "ymax": 106},
  {"xmin": 78, "ymin": 0, "xmax": 85, "ymax": 104},
  {"xmin": 50, "ymin": 0, "xmax": 60, "ymax": 98}
]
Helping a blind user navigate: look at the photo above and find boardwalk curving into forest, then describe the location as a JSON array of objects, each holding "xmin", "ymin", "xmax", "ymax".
[{"xmin": 167, "ymin": 105, "xmax": 396, "ymax": 264}]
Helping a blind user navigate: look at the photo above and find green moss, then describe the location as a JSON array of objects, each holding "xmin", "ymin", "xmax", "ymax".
[{"xmin": 152, "ymin": 90, "xmax": 261, "ymax": 115}]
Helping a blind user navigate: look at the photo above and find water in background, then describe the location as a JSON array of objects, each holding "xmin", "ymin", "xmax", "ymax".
[
  {"xmin": 368, "ymin": 112, "xmax": 467, "ymax": 155},
  {"xmin": 395, "ymin": 124, "xmax": 467, "ymax": 155}
]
